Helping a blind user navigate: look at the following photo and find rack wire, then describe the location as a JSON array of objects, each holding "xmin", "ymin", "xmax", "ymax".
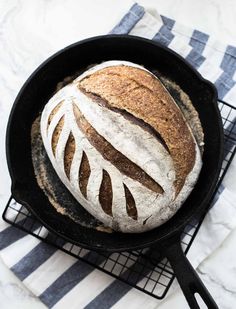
[{"xmin": 2, "ymin": 99, "xmax": 236, "ymax": 300}]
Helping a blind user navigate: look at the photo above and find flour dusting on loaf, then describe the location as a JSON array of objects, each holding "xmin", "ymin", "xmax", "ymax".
[{"xmin": 40, "ymin": 61, "xmax": 203, "ymax": 233}]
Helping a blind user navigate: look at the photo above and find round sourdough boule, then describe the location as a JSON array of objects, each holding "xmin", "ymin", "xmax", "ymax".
[{"xmin": 37, "ymin": 60, "xmax": 203, "ymax": 233}]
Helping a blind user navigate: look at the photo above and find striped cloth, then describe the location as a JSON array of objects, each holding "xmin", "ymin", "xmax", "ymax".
[
  {"xmin": 1, "ymin": 3, "xmax": 236, "ymax": 309},
  {"xmin": 111, "ymin": 3, "xmax": 236, "ymax": 105}
]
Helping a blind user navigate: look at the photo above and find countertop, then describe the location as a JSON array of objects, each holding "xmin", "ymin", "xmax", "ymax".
[{"xmin": 0, "ymin": 0, "xmax": 236, "ymax": 308}]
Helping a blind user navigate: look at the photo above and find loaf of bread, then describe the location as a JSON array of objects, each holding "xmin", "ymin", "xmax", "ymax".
[{"xmin": 40, "ymin": 61, "xmax": 203, "ymax": 233}]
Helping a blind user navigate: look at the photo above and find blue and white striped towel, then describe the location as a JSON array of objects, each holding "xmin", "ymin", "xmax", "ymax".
[{"xmin": 1, "ymin": 3, "xmax": 236, "ymax": 308}]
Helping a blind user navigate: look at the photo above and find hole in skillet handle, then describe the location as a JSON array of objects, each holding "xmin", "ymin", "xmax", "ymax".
[
  {"xmin": 194, "ymin": 293, "xmax": 208, "ymax": 309},
  {"xmin": 159, "ymin": 233, "xmax": 218, "ymax": 309}
]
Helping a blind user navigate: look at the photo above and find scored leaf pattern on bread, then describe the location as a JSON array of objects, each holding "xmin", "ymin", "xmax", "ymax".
[
  {"xmin": 46, "ymin": 99, "xmax": 160, "ymax": 221},
  {"xmin": 40, "ymin": 61, "xmax": 202, "ymax": 233}
]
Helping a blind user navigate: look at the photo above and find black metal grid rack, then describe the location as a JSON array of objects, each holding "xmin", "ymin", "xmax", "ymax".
[{"xmin": 2, "ymin": 99, "xmax": 236, "ymax": 300}]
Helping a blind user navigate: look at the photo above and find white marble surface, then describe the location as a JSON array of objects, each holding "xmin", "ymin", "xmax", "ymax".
[{"xmin": 0, "ymin": 0, "xmax": 236, "ymax": 308}]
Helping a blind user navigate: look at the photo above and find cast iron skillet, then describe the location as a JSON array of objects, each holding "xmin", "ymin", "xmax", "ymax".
[{"xmin": 6, "ymin": 35, "xmax": 223, "ymax": 309}]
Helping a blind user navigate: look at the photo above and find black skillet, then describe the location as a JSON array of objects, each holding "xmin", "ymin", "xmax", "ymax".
[{"xmin": 6, "ymin": 35, "xmax": 223, "ymax": 308}]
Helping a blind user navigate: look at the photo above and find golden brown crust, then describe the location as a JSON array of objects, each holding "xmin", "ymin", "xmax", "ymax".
[
  {"xmin": 64, "ymin": 133, "xmax": 75, "ymax": 179},
  {"xmin": 48, "ymin": 101, "xmax": 63, "ymax": 128},
  {"xmin": 79, "ymin": 90, "xmax": 170, "ymax": 153},
  {"xmin": 78, "ymin": 65, "xmax": 196, "ymax": 193},
  {"xmin": 51, "ymin": 116, "xmax": 64, "ymax": 156},
  {"xmin": 124, "ymin": 184, "xmax": 137, "ymax": 220},
  {"xmin": 79, "ymin": 151, "xmax": 91, "ymax": 198},
  {"xmin": 73, "ymin": 103, "xmax": 164, "ymax": 194},
  {"xmin": 99, "ymin": 169, "xmax": 113, "ymax": 216}
]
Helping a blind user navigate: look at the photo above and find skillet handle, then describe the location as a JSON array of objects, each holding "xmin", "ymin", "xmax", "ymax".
[{"xmin": 160, "ymin": 235, "xmax": 218, "ymax": 309}]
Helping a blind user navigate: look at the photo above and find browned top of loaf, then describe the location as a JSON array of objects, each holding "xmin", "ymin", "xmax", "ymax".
[{"xmin": 78, "ymin": 65, "xmax": 196, "ymax": 194}]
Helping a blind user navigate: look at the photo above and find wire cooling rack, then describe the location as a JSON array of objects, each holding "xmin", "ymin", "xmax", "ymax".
[{"xmin": 2, "ymin": 99, "xmax": 236, "ymax": 300}]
